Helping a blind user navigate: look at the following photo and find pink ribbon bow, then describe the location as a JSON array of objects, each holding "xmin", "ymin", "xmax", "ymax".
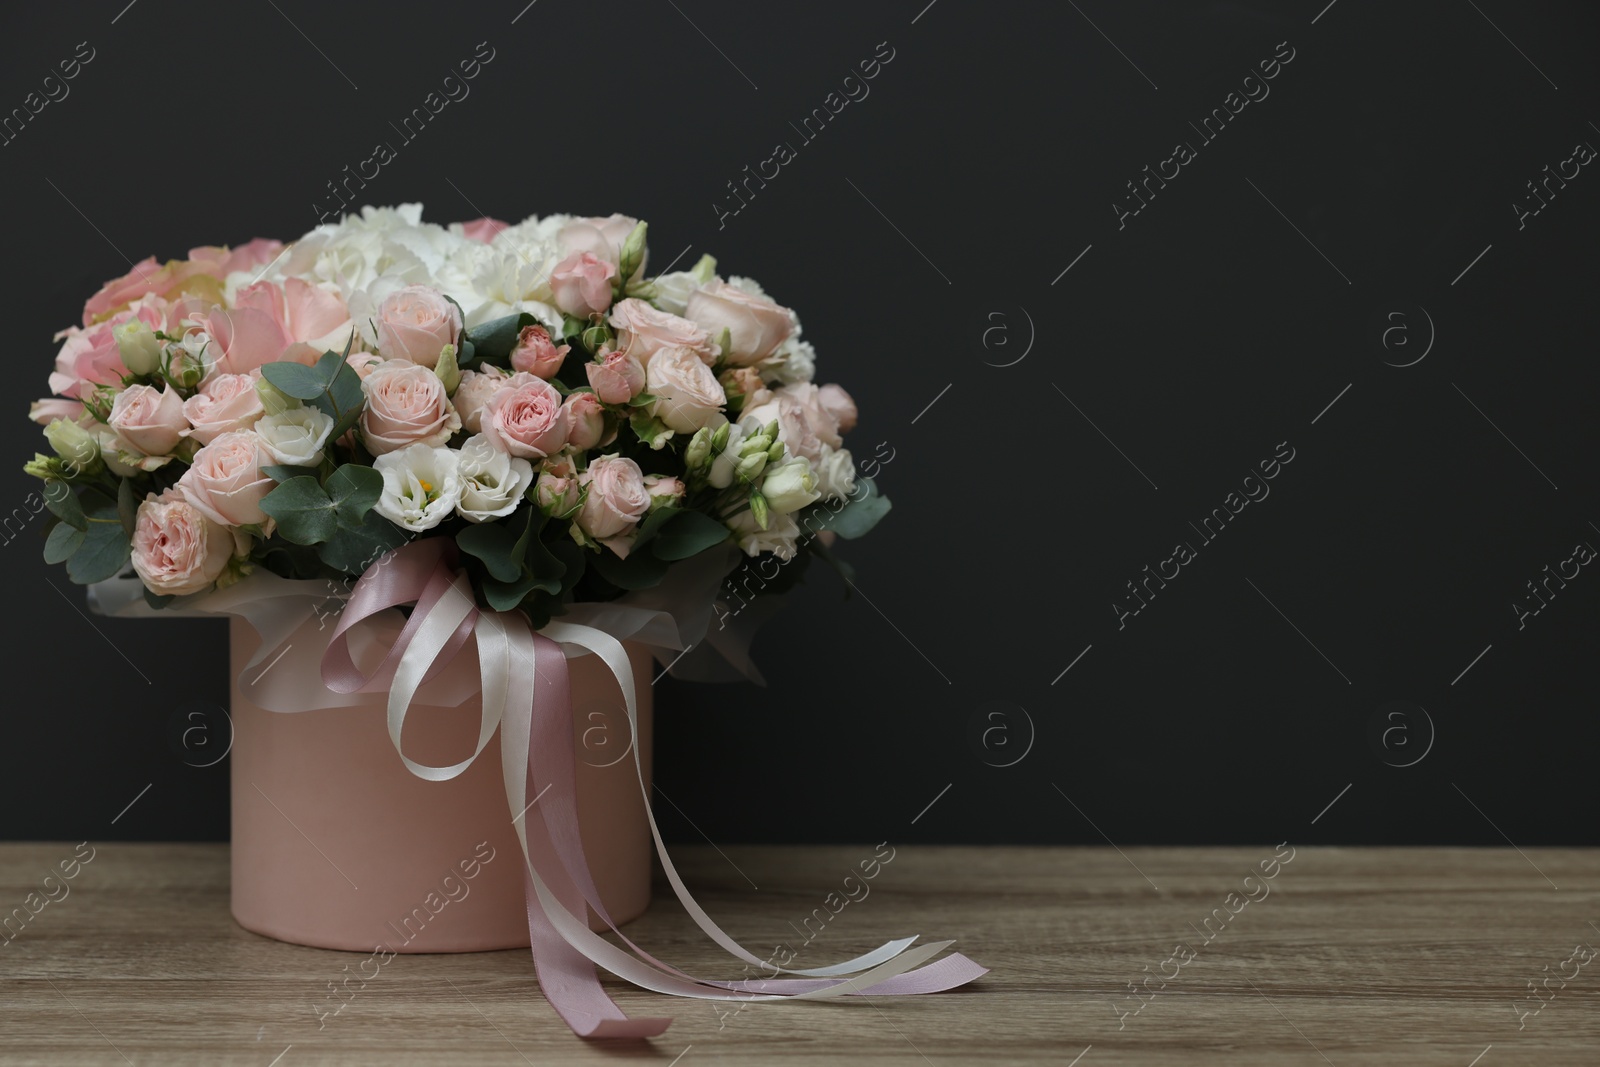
[{"xmin": 320, "ymin": 540, "xmax": 986, "ymax": 1038}]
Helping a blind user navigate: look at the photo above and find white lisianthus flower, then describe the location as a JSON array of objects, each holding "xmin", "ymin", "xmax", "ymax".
[
  {"xmin": 455, "ymin": 434, "xmax": 535, "ymax": 523},
  {"xmin": 255, "ymin": 407, "xmax": 336, "ymax": 467},
  {"xmin": 707, "ymin": 419, "xmax": 750, "ymax": 489},
  {"xmin": 761, "ymin": 457, "xmax": 820, "ymax": 514},
  {"xmin": 813, "ymin": 445, "xmax": 857, "ymax": 502},
  {"xmin": 373, "ymin": 444, "xmax": 462, "ymax": 532},
  {"xmin": 727, "ymin": 509, "xmax": 800, "ymax": 561}
]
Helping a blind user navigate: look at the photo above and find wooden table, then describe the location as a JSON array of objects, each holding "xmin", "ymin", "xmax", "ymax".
[{"xmin": 2, "ymin": 844, "xmax": 1597, "ymax": 1065}]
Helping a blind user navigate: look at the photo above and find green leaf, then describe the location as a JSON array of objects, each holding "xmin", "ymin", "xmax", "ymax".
[
  {"xmin": 806, "ymin": 478, "xmax": 892, "ymax": 540},
  {"xmin": 629, "ymin": 505, "xmax": 679, "ymax": 553},
  {"xmin": 483, "ymin": 571, "xmax": 543, "ymax": 612},
  {"xmin": 259, "ymin": 361, "xmax": 330, "ymax": 400},
  {"xmin": 457, "ymin": 510, "xmax": 530, "ymax": 582},
  {"xmin": 43, "ymin": 521, "xmax": 85, "ymax": 564},
  {"xmin": 317, "ymin": 517, "xmax": 409, "ymax": 574},
  {"xmin": 591, "ymin": 544, "xmax": 669, "ymax": 590},
  {"xmin": 262, "ymin": 464, "xmax": 319, "ymax": 483},
  {"xmin": 66, "ymin": 511, "xmax": 131, "ymax": 583},
  {"xmin": 43, "ymin": 480, "xmax": 85, "ymax": 531},
  {"xmin": 651, "ymin": 509, "xmax": 730, "ymax": 561},
  {"xmin": 524, "ymin": 526, "xmax": 567, "ymax": 595},
  {"xmin": 463, "ymin": 312, "xmax": 537, "ymax": 363},
  {"xmin": 259, "ymin": 476, "xmax": 337, "ymax": 545},
  {"xmin": 143, "ymin": 588, "xmax": 175, "ymax": 610},
  {"xmin": 326, "ymin": 464, "xmax": 383, "ymax": 528},
  {"xmin": 116, "ymin": 478, "xmax": 137, "ymax": 538},
  {"xmin": 324, "ymin": 358, "xmax": 363, "ymax": 420}
]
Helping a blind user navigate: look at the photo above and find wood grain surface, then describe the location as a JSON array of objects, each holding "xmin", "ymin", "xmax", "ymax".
[{"xmin": 2, "ymin": 843, "xmax": 1597, "ymax": 1065}]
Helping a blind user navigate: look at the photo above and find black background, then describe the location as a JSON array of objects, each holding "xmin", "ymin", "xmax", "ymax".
[{"xmin": 1, "ymin": 0, "xmax": 1595, "ymax": 848}]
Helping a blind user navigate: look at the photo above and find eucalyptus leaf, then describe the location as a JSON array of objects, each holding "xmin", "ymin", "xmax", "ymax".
[
  {"xmin": 457, "ymin": 513, "xmax": 529, "ymax": 582},
  {"xmin": 66, "ymin": 515, "xmax": 131, "ymax": 583},
  {"xmin": 259, "ymin": 476, "xmax": 338, "ymax": 545},
  {"xmin": 116, "ymin": 478, "xmax": 137, "ymax": 538},
  {"xmin": 43, "ymin": 480, "xmax": 85, "ymax": 531},
  {"xmin": 259, "ymin": 361, "xmax": 330, "ymax": 400},
  {"xmin": 591, "ymin": 544, "xmax": 668, "ymax": 590},
  {"xmin": 651, "ymin": 509, "xmax": 730, "ymax": 561},
  {"xmin": 326, "ymin": 464, "xmax": 382, "ymax": 527},
  {"xmin": 805, "ymin": 478, "xmax": 892, "ymax": 540},
  {"xmin": 463, "ymin": 312, "xmax": 537, "ymax": 363},
  {"xmin": 43, "ymin": 521, "xmax": 85, "ymax": 564},
  {"xmin": 317, "ymin": 517, "xmax": 409, "ymax": 575},
  {"xmin": 483, "ymin": 571, "xmax": 542, "ymax": 612},
  {"xmin": 262, "ymin": 464, "xmax": 320, "ymax": 483}
]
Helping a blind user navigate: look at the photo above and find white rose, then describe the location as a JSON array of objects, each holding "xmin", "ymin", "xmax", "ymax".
[
  {"xmin": 761, "ymin": 457, "xmax": 820, "ymax": 514},
  {"xmin": 647, "ymin": 345, "xmax": 726, "ymax": 433},
  {"xmin": 763, "ymin": 337, "xmax": 816, "ymax": 385},
  {"xmin": 373, "ymin": 444, "xmax": 462, "ymax": 532},
  {"xmin": 455, "ymin": 434, "xmax": 535, "ymax": 523},
  {"xmin": 255, "ymin": 406, "xmax": 335, "ymax": 467},
  {"xmin": 728, "ymin": 509, "xmax": 800, "ymax": 561},
  {"xmin": 648, "ymin": 271, "xmax": 702, "ymax": 316},
  {"xmin": 813, "ymin": 446, "xmax": 857, "ymax": 502}
]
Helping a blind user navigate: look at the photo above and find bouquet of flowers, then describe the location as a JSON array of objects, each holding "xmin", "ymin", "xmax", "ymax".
[{"xmin": 25, "ymin": 205, "xmax": 889, "ymax": 622}]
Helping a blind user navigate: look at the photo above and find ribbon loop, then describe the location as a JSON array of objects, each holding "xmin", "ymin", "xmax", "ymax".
[{"xmin": 311, "ymin": 541, "xmax": 987, "ymax": 1037}]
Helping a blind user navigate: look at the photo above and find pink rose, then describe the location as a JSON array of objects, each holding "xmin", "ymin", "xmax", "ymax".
[
  {"xmin": 109, "ymin": 384, "xmax": 187, "ymax": 456},
  {"xmin": 535, "ymin": 453, "xmax": 581, "ymax": 516},
  {"xmin": 817, "ymin": 383, "xmax": 857, "ymax": 434},
  {"xmin": 233, "ymin": 278, "xmax": 351, "ymax": 351},
  {"xmin": 50, "ymin": 296, "xmax": 166, "ymax": 399},
  {"xmin": 549, "ymin": 252, "xmax": 617, "ymax": 318},
  {"xmin": 609, "ymin": 298, "xmax": 720, "ymax": 366},
  {"xmin": 643, "ymin": 473, "xmax": 686, "ymax": 509},
  {"xmin": 685, "ymin": 281, "xmax": 795, "ymax": 365},
  {"xmin": 177, "ymin": 431, "xmax": 275, "ymax": 527},
  {"xmin": 453, "ymin": 366, "xmax": 510, "ymax": 433},
  {"xmin": 458, "ymin": 217, "xmax": 510, "ymax": 243},
  {"xmin": 483, "ymin": 378, "xmax": 568, "ymax": 459},
  {"xmin": 646, "ymin": 345, "xmax": 727, "ymax": 433},
  {"xmin": 346, "ymin": 352, "xmax": 385, "ymax": 379},
  {"xmin": 509, "ymin": 325, "xmax": 570, "ymax": 379},
  {"xmin": 30, "ymin": 398, "xmax": 85, "ymax": 425},
  {"xmin": 577, "ymin": 454, "xmax": 650, "ymax": 546},
  {"xmin": 557, "ymin": 214, "xmax": 642, "ymax": 275},
  {"xmin": 182, "ymin": 373, "xmax": 265, "ymax": 444},
  {"xmin": 584, "ymin": 346, "xmax": 646, "ymax": 405},
  {"xmin": 562, "ymin": 392, "xmax": 606, "ymax": 451},
  {"xmin": 182, "ymin": 303, "xmax": 305, "ymax": 379},
  {"xmin": 721, "ymin": 366, "xmax": 769, "ymax": 409},
  {"xmin": 131, "ymin": 491, "xmax": 241, "ymax": 596},
  {"xmin": 375, "ymin": 285, "xmax": 462, "ymax": 368},
  {"xmin": 82, "ymin": 239, "xmax": 282, "ymax": 326},
  {"xmin": 743, "ymin": 389, "xmax": 828, "ymax": 464},
  {"xmin": 360, "ymin": 360, "xmax": 462, "ymax": 455}
]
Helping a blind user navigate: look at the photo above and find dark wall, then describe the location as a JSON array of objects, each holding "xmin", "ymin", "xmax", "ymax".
[{"xmin": 2, "ymin": 1, "xmax": 1595, "ymax": 847}]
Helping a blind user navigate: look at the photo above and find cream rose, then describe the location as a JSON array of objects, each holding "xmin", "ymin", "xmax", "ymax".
[
  {"xmin": 182, "ymin": 374, "xmax": 265, "ymax": 445},
  {"xmin": 576, "ymin": 454, "xmax": 650, "ymax": 543},
  {"xmin": 609, "ymin": 298, "xmax": 720, "ymax": 366},
  {"xmin": 255, "ymin": 406, "xmax": 336, "ymax": 467},
  {"xmin": 647, "ymin": 346, "xmax": 726, "ymax": 433},
  {"xmin": 454, "ymin": 434, "xmax": 535, "ymax": 523},
  {"xmin": 109, "ymin": 384, "xmax": 187, "ymax": 456},
  {"xmin": 727, "ymin": 508, "xmax": 800, "ymax": 561},
  {"xmin": 360, "ymin": 360, "xmax": 462, "ymax": 455},
  {"xmin": 373, "ymin": 444, "xmax": 462, "ymax": 532},
  {"xmin": 813, "ymin": 445, "xmax": 857, "ymax": 502},
  {"xmin": 131, "ymin": 491, "xmax": 241, "ymax": 596},
  {"xmin": 483, "ymin": 377, "xmax": 567, "ymax": 459},
  {"xmin": 177, "ymin": 431, "xmax": 275, "ymax": 528},
  {"xmin": 685, "ymin": 281, "xmax": 795, "ymax": 365},
  {"xmin": 375, "ymin": 284, "xmax": 462, "ymax": 367}
]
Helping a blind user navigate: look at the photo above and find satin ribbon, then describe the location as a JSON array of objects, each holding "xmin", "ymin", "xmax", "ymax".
[{"xmin": 308, "ymin": 540, "xmax": 987, "ymax": 1037}]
